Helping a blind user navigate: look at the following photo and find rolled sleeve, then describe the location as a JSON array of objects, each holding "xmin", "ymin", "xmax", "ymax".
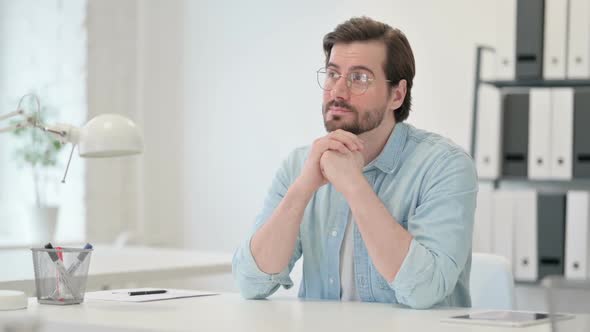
[
  {"xmin": 390, "ymin": 150, "xmax": 477, "ymax": 309},
  {"xmin": 232, "ymin": 237, "xmax": 296, "ymax": 299},
  {"xmin": 232, "ymin": 149, "xmax": 305, "ymax": 299}
]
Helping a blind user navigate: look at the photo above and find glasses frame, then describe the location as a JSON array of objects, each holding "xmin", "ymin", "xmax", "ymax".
[{"xmin": 316, "ymin": 67, "xmax": 392, "ymax": 96}]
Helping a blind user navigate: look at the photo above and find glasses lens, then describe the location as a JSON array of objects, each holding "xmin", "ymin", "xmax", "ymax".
[
  {"xmin": 348, "ymin": 72, "xmax": 369, "ymax": 95},
  {"xmin": 316, "ymin": 68, "xmax": 370, "ymax": 95},
  {"xmin": 317, "ymin": 68, "xmax": 330, "ymax": 91}
]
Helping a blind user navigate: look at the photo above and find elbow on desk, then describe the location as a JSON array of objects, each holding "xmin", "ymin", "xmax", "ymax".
[
  {"xmin": 392, "ymin": 261, "xmax": 460, "ymax": 309},
  {"xmin": 396, "ymin": 293, "xmax": 441, "ymax": 310},
  {"xmin": 236, "ymin": 282, "xmax": 278, "ymax": 300},
  {"xmin": 394, "ymin": 282, "xmax": 451, "ymax": 309}
]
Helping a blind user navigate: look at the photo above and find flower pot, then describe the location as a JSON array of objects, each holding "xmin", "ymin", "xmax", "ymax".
[{"xmin": 29, "ymin": 206, "xmax": 59, "ymax": 245}]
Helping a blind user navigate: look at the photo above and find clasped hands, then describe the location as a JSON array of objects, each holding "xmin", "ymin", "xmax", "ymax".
[{"xmin": 300, "ymin": 129, "xmax": 365, "ymax": 195}]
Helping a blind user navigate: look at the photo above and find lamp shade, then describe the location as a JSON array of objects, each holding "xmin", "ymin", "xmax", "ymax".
[{"xmin": 78, "ymin": 114, "xmax": 143, "ymax": 158}]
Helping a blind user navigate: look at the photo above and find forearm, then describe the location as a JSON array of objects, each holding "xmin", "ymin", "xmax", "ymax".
[
  {"xmin": 250, "ymin": 177, "xmax": 316, "ymax": 274},
  {"xmin": 343, "ymin": 176, "xmax": 412, "ymax": 282}
]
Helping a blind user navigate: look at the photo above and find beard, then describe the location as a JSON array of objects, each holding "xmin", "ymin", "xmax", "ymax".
[{"xmin": 322, "ymin": 99, "xmax": 386, "ymax": 135}]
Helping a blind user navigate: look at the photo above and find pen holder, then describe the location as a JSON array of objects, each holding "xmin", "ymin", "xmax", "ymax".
[{"xmin": 31, "ymin": 247, "xmax": 93, "ymax": 305}]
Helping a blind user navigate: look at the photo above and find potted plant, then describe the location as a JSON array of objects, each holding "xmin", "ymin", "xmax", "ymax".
[{"xmin": 11, "ymin": 99, "xmax": 64, "ymax": 244}]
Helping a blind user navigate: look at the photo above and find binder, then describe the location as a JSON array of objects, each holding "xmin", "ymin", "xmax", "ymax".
[
  {"xmin": 550, "ymin": 88, "xmax": 574, "ymax": 180},
  {"xmin": 543, "ymin": 0, "xmax": 568, "ymax": 79},
  {"xmin": 502, "ymin": 93, "xmax": 529, "ymax": 177},
  {"xmin": 565, "ymin": 191, "xmax": 590, "ymax": 279},
  {"xmin": 473, "ymin": 185, "xmax": 494, "ymax": 253},
  {"xmin": 516, "ymin": 0, "xmax": 545, "ymax": 80},
  {"xmin": 567, "ymin": 0, "xmax": 590, "ymax": 79},
  {"xmin": 494, "ymin": 190, "xmax": 566, "ymax": 282},
  {"xmin": 573, "ymin": 90, "xmax": 590, "ymax": 178},
  {"xmin": 536, "ymin": 193, "xmax": 566, "ymax": 279},
  {"xmin": 492, "ymin": 190, "xmax": 516, "ymax": 268},
  {"xmin": 496, "ymin": 0, "xmax": 517, "ymax": 80},
  {"xmin": 475, "ymin": 86, "xmax": 503, "ymax": 179},
  {"xmin": 514, "ymin": 190, "xmax": 538, "ymax": 281},
  {"xmin": 528, "ymin": 89, "xmax": 552, "ymax": 180}
]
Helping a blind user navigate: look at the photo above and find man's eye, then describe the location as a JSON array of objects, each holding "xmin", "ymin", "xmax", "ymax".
[
  {"xmin": 351, "ymin": 72, "xmax": 368, "ymax": 82},
  {"xmin": 327, "ymin": 71, "xmax": 340, "ymax": 79}
]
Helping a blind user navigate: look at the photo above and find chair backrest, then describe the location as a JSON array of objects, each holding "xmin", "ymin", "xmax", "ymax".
[{"xmin": 470, "ymin": 252, "xmax": 516, "ymax": 310}]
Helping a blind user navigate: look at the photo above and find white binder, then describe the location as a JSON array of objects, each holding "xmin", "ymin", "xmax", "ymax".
[
  {"xmin": 550, "ymin": 88, "xmax": 574, "ymax": 180},
  {"xmin": 543, "ymin": 0, "xmax": 568, "ymax": 79},
  {"xmin": 528, "ymin": 89, "xmax": 552, "ymax": 180},
  {"xmin": 476, "ymin": 86, "xmax": 502, "ymax": 179},
  {"xmin": 565, "ymin": 191, "xmax": 590, "ymax": 279},
  {"xmin": 495, "ymin": 0, "xmax": 517, "ymax": 80},
  {"xmin": 473, "ymin": 185, "xmax": 494, "ymax": 253},
  {"xmin": 513, "ymin": 190, "xmax": 538, "ymax": 282},
  {"xmin": 567, "ymin": 0, "xmax": 590, "ymax": 79},
  {"xmin": 492, "ymin": 190, "xmax": 516, "ymax": 269}
]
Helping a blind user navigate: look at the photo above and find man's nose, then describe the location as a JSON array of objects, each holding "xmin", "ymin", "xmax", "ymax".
[{"xmin": 330, "ymin": 76, "xmax": 350, "ymax": 100}]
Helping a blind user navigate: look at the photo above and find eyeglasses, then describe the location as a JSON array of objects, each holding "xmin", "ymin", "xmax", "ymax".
[{"xmin": 316, "ymin": 67, "xmax": 391, "ymax": 96}]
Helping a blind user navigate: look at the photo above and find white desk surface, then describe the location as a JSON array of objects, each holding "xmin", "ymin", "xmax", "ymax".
[
  {"xmin": 0, "ymin": 245, "xmax": 233, "ymax": 293},
  {"xmin": 2, "ymin": 293, "xmax": 588, "ymax": 332}
]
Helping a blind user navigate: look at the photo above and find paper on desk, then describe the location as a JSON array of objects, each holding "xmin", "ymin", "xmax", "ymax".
[{"xmin": 85, "ymin": 288, "xmax": 218, "ymax": 302}]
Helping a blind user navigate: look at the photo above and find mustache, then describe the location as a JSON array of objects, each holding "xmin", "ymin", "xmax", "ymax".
[{"xmin": 324, "ymin": 100, "xmax": 356, "ymax": 113}]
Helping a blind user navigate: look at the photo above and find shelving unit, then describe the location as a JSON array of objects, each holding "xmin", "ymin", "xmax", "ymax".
[
  {"xmin": 472, "ymin": 44, "xmax": 590, "ymax": 185},
  {"xmin": 471, "ymin": 45, "xmax": 590, "ymax": 166},
  {"xmin": 471, "ymin": 45, "xmax": 590, "ymax": 284}
]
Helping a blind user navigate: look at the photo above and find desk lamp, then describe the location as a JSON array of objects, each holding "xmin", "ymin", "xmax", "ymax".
[
  {"xmin": 0, "ymin": 93, "xmax": 143, "ymax": 182},
  {"xmin": 0, "ymin": 94, "xmax": 143, "ymax": 309}
]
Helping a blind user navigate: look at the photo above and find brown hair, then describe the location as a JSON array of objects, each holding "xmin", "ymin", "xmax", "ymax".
[{"xmin": 323, "ymin": 17, "xmax": 415, "ymax": 122}]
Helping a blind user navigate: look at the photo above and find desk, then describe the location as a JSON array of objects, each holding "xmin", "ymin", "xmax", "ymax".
[
  {"xmin": 1, "ymin": 294, "xmax": 588, "ymax": 332},
  {"xmin": 0, "ymin": 245, "xmax": 233, "ymax": 294}
]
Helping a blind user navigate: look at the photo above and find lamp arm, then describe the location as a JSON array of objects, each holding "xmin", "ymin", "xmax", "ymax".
[
  {"xmin": 36, "ymin": 123, "xmax": 81, "ymax": 145},
  {"xmin": 0, "ymin": 120, "xmax": 31, "ymax": 133},
  {"xmin": 0, "ymin": 109, "xmax": 25, "ymax": 122},
  {"xmin": 0, "ymin": 109, "xmax": 31, "ymax": 133},
  {"xmin": 0, "ymin": 94, "xmax": 42, "ymax": 133}
]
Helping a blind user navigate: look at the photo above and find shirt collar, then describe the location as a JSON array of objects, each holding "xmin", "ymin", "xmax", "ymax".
[{"xmin": 366, "ymin": 122, "xmax": 409, "ymax": 174}]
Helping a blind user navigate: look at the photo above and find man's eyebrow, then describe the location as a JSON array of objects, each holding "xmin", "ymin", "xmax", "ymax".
[
  {"xmin": 326, "ymin": 63, "xmax": 375, "ymax": 76},
  {"xmin": 349, "ymin": 65, "xmax": 375, "ymax": 76},
  {"xmin": 326, "ymin": 62, "xmax": 340, "ymax": 69}
]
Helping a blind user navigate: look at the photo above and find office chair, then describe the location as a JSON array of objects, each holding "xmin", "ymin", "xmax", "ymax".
[{"xmin": 470, "ymin": 252, "xmax": 516, "ymax": 310}]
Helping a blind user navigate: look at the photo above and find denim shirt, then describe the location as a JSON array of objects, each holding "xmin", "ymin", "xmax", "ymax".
[{"xmin": 232, "ymin": 122, "xmax": 478, "ymax": 309}]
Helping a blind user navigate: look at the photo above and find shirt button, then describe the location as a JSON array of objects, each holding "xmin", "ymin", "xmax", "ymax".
[
  {"xmin": 329, "ymin": 278, "xmax": 334, "ymax": 284},
  {"xmin": 331, "ymin": 230, "xmax": 337, "ymax": 237}
]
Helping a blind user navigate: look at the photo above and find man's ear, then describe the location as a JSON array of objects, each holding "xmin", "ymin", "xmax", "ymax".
[{"xmin": 389, "ymin": 79, "xmax": 407, "ymax": 111}]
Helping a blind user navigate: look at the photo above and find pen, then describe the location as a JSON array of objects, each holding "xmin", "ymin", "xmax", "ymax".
[
  {"xmin": 66, "ymin": 243, "xmax": 93, "ymax": 275},
  {"xmin": 128, "ymin": 290, "xmax": 167, "ymax": 296},
  {"xmin": 44, "ymin": 243, "xmax": 80, "ymax": 299}
]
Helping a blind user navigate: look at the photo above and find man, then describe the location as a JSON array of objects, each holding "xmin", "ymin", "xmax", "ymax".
[{"xmin": 232, "ymin": 16, "xmax": 477, "ymax": 309}]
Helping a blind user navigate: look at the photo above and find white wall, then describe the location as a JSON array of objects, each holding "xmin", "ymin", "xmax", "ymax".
[
  {"xmin": 86, "ymin": 0, "xmax": 142, "ymax": 244},
  {"xmin": 181, "ymin": 0, "xmax": 499, "ymax": 252},
  {"xmin": 86, "ymin": 0, "xmax": 500, "ymax": 252},
  {"xmin": 86, "ymin": 0, "xmax": 186, "ymax": 246}
]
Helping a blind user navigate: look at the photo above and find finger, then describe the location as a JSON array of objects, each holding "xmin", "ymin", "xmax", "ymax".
[
  {"xmin": 325, "ymin": 139, "xmax": 350, "ymax": 154},
  {"xmin": 315, "ymin": 137, "xmax": 346, "ymax": 154},
  {"xmin": 329, "ymin": 130, "xmax": 360, "ymax": 150},
  {"xmin": 329, "ymin": 130, "xmax": 364, "ymax": 150}
]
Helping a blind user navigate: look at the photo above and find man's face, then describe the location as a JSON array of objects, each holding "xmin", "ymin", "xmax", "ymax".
[{"xmin": 322, "ymin": 41, "xmax": 395, "ymax": 135}]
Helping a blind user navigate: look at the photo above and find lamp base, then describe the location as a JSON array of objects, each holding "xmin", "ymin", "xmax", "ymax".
[{"xmin": 0, "ymin": 290, "xmax": 27, "ymax": 310}]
